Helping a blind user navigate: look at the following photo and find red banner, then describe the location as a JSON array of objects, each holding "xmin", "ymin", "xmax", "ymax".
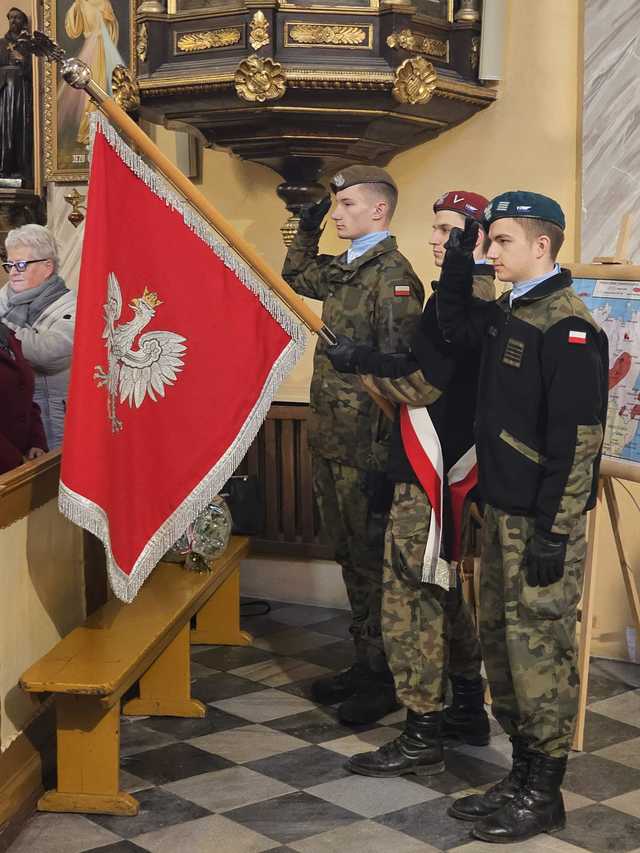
[{"xmin": 59, "ymin": 118, "xmax": 304, "ymax": 602}]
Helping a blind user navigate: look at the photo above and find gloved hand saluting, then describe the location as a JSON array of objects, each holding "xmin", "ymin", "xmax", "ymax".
[
  {"xmin": 526, "ymin": 530, "xmax": 567, "ymax": 587},
  {"xmin": 299, "ymin": 195, "xmax": 331, "ymax": 232},
  {"xmin": 326, "ymin": 334, "xmax": 362, "ymax": 374},
  {"xmin": 444, "ymin": 217, "xmax": 480, "ymax": 264}
]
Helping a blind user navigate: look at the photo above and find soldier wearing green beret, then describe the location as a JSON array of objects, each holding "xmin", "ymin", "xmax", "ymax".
[
  {"xmin": 282, "ymin": 165, "xmax": 424, "ymax": 724},
  {"xmin": 437, "ymin": 191, "xmax": 609, "ymax": 843}
]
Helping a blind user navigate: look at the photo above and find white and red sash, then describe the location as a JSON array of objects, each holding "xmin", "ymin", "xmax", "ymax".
[{"xmin": 400, "ymin": 403, "xmax": 478, "ymax": 588}]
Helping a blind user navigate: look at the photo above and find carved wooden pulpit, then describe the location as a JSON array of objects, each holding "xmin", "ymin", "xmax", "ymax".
[{"xmin": 135, "ymin": 0, "xmax": 493, "ymax": 239}]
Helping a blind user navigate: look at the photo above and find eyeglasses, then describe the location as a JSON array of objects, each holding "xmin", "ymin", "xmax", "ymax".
[{"xmin": 1, "ymin": 258, "xmax": 50, "ymax": 273}]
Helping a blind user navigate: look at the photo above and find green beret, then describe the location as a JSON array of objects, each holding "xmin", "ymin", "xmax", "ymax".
[
  {"xmin": 484, "ymin": 191, "xmax": 565, "ymax": 230},
  {"xmin": 330, "ymin": 165, "xmax": 398, "ymax": 194}
]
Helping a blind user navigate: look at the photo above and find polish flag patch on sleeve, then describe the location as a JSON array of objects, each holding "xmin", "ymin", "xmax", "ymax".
[
  {"xmin": 394, "ymin": 284, "xmax": 411, "ymax": 297},
  {"xmin": 568, "ymin": 330, "xmax": 587, "ymax": 345}
]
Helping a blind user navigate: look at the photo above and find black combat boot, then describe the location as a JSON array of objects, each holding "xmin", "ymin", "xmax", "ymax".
[
  {"xmin": 338, "ymin": 667, "xmax": 400, "ymax": 725},
  {"xmin": 442, "ymin": 675, "xmax": 491, "ymax": 746},
  {"xmin": 448, "ymin": 736, "xmax": 530, "ymax": 821},
  {"xmin": 311, "ymin": 661, "xmax": 370, "ymax": 706},
  {"xmin": 472, "ymin": 752, "xmax": 567, "ymax": 843},
  {"xmin": 348, "ymin": 710, "xmax": 445, "ymax": 777}
]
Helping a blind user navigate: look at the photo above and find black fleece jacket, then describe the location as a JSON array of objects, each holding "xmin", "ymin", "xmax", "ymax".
[{"xmin": 436, "ymin": 255, "xmax": 608, "ymax": 539}]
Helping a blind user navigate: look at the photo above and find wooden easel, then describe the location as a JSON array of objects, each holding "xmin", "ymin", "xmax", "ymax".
[
  {"xmin": 571, "ymin": 216, "xmax": 640, "ymax": 748},
  {"xmin": 574, "ymin": 466, "xmax": 640, "ymax": 749}
]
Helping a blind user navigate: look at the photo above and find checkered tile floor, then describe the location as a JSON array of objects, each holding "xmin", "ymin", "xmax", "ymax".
[{"xmin": 9, "ymin": 600, "xmax": 640, "ymax": 853}]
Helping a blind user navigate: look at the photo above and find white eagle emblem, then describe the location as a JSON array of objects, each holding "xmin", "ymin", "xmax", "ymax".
[{"xmin": 93, "ymin": 272, "xmax": 187, "ymax": 432}]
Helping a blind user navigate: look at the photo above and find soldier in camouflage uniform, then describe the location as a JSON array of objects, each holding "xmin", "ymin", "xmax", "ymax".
[
  {"xmin": 326, "ymin": 191, "xmax": 495, "ymax": 778},
  {"xmin": 282, "ymin": 165, "xmax": 424, "ymax": 724},
  {"xmin": 437, "ymin": 192, "xmax": 609, "ymax": 843}
]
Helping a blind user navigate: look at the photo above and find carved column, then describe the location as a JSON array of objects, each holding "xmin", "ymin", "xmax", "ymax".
[
  {"xmin": 138, "ymin": 0, "xmax": 164, "ymax": 16},
  {"xmin": 455, "ymin": 0, "xmax": 481, "ymax": 23}
]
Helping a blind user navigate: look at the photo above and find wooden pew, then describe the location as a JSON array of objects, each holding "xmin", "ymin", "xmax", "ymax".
[{"xmin": 20, "ymin": 536, "xmax": 250, "ymax": 817}]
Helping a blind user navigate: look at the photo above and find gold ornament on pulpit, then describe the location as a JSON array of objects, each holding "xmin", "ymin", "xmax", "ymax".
[
  {"xmin": 234, "ymin": 55, "xmax": 286, "ymax": 103},
  {"xmin": 393, "ymin": 56, "xmax": 437, "ymax": 105},
  {"xmin": 136, "ymin": 23, "xmax": 148, "ymax": 63},
  {"xmin": 111, "ymin": 65, "xmax": 140, "ymax": 113},
  {"xmin": 249, "ymin": 10, "xmax": 270, "ymax": 51}
]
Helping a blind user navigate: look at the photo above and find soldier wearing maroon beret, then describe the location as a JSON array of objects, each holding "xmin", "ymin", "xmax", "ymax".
[
  {"xmin": 430, "ymin": 191, "xmax": 494, "ymax": 299},
  {"xmin": 324, "ymin": 190, "xmax": 495, "ymax": 780}
]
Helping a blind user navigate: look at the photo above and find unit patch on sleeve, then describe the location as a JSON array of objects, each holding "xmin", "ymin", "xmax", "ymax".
[{"xmin": 568, "ymin": 330, "xmax": 587, "ymax": 345}]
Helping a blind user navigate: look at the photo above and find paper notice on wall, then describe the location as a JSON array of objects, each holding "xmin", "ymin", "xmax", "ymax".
[{"xmin": 593, "ymin": 279, "xmax": 640, "ymax": 299}]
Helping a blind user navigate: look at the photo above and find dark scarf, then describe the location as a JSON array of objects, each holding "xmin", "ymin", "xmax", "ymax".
[{"xmin": 3, "ymin": 274, "xmax": 69, "ymax": 327}]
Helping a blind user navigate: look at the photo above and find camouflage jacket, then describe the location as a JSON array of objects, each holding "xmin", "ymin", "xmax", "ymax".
[
  {"xmin": 437, "ymin": 263, "xmax": 609, "ymax": 538},
  {"xmin": 282, "ymin": 227, "xmax": 423, "ymax": 469}
]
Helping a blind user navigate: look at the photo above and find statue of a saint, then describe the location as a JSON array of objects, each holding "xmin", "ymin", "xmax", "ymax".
[{"xmin": 0, "ymin": 8, "xmax": 33, "ymax": 184}]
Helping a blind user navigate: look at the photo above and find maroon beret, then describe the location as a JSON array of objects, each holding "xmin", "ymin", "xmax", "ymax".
[{"xmin": 433, "ymin": 190, "xmax": 489, "ymax": 224}]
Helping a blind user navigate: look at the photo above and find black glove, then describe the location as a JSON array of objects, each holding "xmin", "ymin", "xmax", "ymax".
[
  {"xmin": 325, "ymin": 334, "xmax": 363, "ymax": 374},
  {"xmin": 526, "ymin": 531, "xmax": 567, "ymax": 587},
  {"xmin": 444, "ymin": 218, "xmax": 479, "ymax": 264},
  {"xmin": 299, "ymin": 196, "xmax": 331, "ymax": 232}
]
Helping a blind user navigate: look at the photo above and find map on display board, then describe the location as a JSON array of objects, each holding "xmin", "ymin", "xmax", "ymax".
[{"xmin": 576, "ymin": 276, "xmax": 640, "ymax": 466}]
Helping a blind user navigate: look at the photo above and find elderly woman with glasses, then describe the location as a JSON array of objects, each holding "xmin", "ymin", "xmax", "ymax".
[{"xmin": 0, "ymin": 224, "xmax": 76, "ymax": 449}]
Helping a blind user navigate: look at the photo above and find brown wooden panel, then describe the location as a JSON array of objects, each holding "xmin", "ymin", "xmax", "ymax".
[
  {"xmin": 263, "ymin": 417, "xmax": 279, "ymax": 541},
  {"xmin": 299, "ymin": 421, "xmax": 315, "ymax": 542},
  {"xmin": 267, "ymin": 404, "xmax": 306, "ymax": 421},
  {"xmin": 280, "ymin": 420, "xmax": 296, "ymax": 541},
  {"xmin": 231, "ymin": 403, "xmax": 329, "ymax": 558}
]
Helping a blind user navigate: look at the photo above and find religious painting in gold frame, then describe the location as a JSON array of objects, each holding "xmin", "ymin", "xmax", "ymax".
[
  {"xmin": 0, "ymin": 0, "xmax": 43, "ymax": 193},
  {"xmin": 43, "ymin": 0, "xmax": 136, "ymax": 181}
]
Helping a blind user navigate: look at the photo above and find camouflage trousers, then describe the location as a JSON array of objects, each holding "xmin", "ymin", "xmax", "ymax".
[
  {"xmin": 382, "ymin": 483, "xmax": 483, "ymax": 714},
  {"xmin": 480, "ymin": 506, "xmax": 587, "ymax": 757},
  {"xmin": 312, "ymin": 456, "xmax": 389, "ymax": 671}
]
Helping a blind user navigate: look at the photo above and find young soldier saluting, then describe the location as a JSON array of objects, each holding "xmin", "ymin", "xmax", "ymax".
[
  {"xmin": 325, "ymin": 191, "xmax": 494, "ymax": 776},
  {"xmin": 437, "ymin": 192, "xmax": 608, "ymax": 843},
  {"xmin": 282, "ymin": 166, "xmax": 423, "ymax": 724}
]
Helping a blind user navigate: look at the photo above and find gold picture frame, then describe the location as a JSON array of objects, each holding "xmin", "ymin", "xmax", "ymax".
[
  {"xmin": 43, "ymin": 0, "xmax": 136, "ymax": 181},
  {"xmin": 276, "ymin": 1, "xmax": 380, "ymax": 9},
  {"xmin": 0, "ymin": 0, "xmax": 42, "ymax": 193}
]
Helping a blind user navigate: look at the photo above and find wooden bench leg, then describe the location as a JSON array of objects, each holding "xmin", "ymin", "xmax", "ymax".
[
  {"xmin": 191, "ymin": 564, "xmax": 253, "ymax": 646},
  {"xmin": 39, "ymin": 696, "xmax": 138, "ymax": 816},
  {"xmin": 123, "ymin": 624, "xmax": 206, "ymax": 718}
]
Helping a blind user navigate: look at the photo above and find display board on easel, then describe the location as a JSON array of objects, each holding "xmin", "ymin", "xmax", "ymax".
[{"xmin": 566, "ymin": 258, "xmax": 640, "ymax": 750}]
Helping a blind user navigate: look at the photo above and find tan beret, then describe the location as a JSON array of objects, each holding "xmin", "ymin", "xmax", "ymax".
[{"xmin": 330, "ymin": 165, "xmax": 398, "ymax": 194}]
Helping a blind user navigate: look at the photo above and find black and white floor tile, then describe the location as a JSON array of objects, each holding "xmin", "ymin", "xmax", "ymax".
[{"xmin": 8, "ymin": 600, "xmax": 640, "ymax": 853}]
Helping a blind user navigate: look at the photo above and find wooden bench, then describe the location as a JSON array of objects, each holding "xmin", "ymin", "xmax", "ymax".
[{"xmin": 20, "ymin": 536, "xmax": 251, "ymax": 817}]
